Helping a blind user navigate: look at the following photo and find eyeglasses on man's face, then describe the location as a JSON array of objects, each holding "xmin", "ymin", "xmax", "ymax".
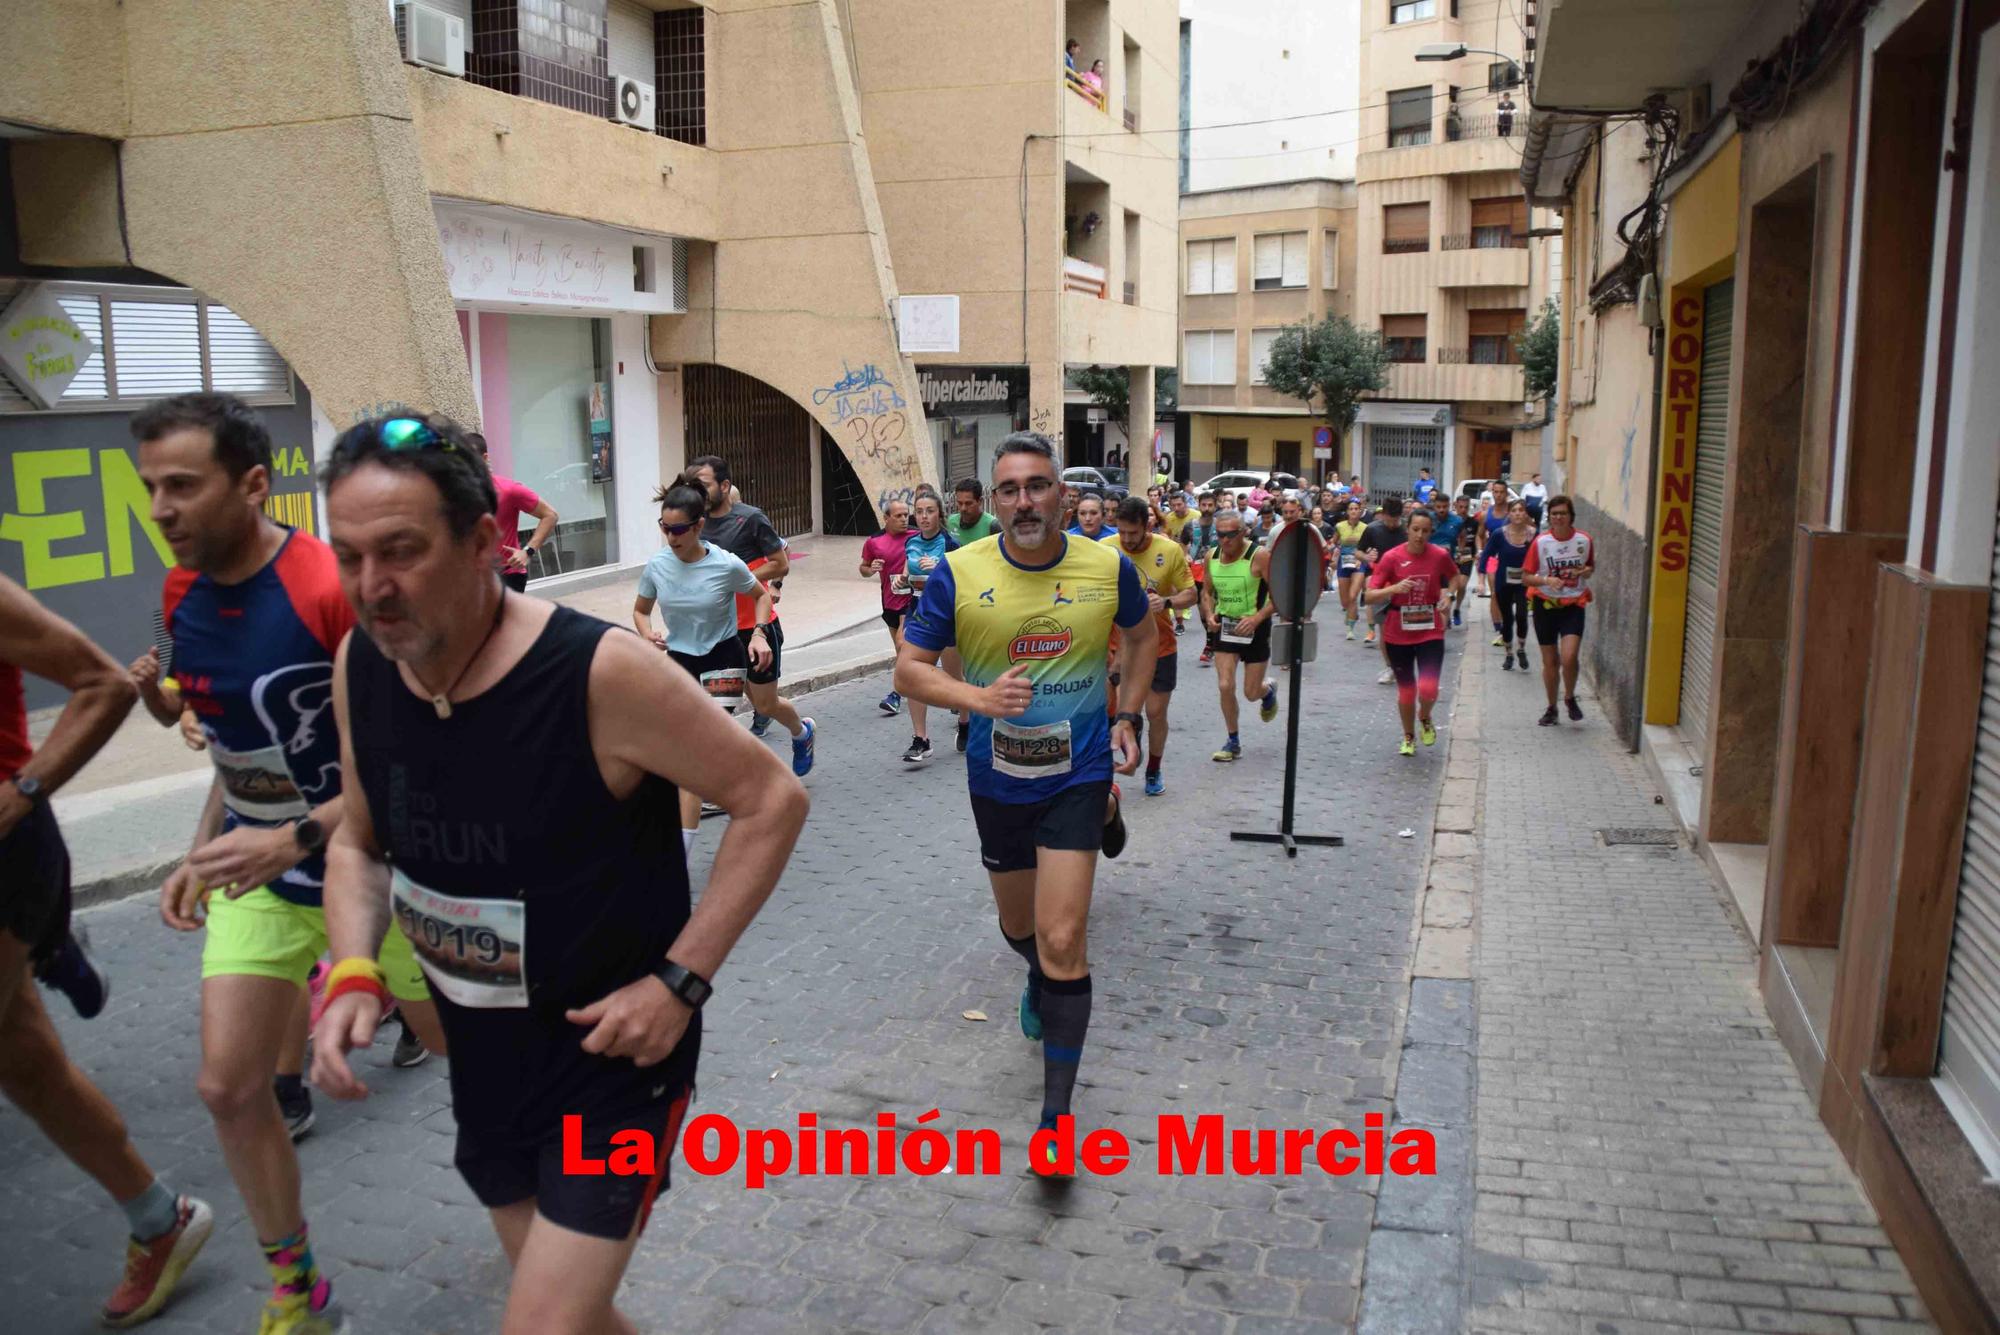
[{"xmin": 991, "ymin": 477, "xmax": 1058, "ymax": 505}]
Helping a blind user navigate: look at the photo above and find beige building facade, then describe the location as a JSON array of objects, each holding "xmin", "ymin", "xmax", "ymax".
[
  {"xmin": 1176, "ymin": 179, "xmax": 1357, "ymax": 483},
  {"xmin": 1350, "ymin": 0, "xmax": 1550, "ymax": 499},
  {"xmin": 2, "ymin": 0, "xmax": 1178, "ymax": 653}
]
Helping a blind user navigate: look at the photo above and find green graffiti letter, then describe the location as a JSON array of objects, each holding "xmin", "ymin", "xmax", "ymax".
[
  {"xmin": 0, "ymin": 448, "xmax": 103, "ymax": 589},
  {"xmin": 100, "ymin": 449, "xmax": 173, "ymax": 578}
]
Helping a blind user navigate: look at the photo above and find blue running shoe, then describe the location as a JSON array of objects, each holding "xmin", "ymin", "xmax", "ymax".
[
  {"xmin": 1019, "ymin": 983, "xmax": 1042, "ymax": 1041},
  {"xmin": 1144, "ymin": 770, "xmax": 1165, "ymax": 797},
  {"xmin": 792, "ymin": 718, "xmax": 816, "ymax": 777},
  {"xmin": 749, "ymin": 712, "xmax": 771, "ymax": 737}
]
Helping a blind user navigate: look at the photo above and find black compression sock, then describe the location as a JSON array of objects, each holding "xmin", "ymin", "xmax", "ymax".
[
  {"xmin": 1003, "ymin": 929, "xmax": 1043, "ymax": 1001},
  {"xmin": 1038, "ymin": 973, "xmax": 1092, "ymax": 1121}
]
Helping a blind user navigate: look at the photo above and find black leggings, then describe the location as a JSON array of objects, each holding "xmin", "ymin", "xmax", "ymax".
[{"xmin": 1493, "ymin": 584, "xmax": 1529, "ymax": 645}]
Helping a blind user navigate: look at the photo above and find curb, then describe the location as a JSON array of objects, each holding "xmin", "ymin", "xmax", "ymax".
[{"xmin": 74, "ymin": 646, "xmax": 902, "ymax": 914}]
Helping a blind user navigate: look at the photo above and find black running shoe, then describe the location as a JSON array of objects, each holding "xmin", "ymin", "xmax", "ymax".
[
  {"xmin": 1565, "ymin": 697, "xmax": 1584, "ymax": 722},
  {"xmin": 392, "ymin": 1019, "xmax": 429, "ymax": 1069},
  {"xmin": 275, "ymin": 1079, "xmax": 314, "ymax": 1142},
  {"xmin": 1538, "ymin": 706, "xmax": 1558, "ymax": 727},
  {"xmin": 955, "ymin": 719, "xmax": 969, "ymax": 754},
  {"xmin": 37, "ymin": 926, "xmax": 109, "ymax": 1019},
  {"xmin": 1101, "ymin": 784, "xmax": 1126, "ymax": 859},
  {"xmin": 902, "ymin": 736, "xmax": 932, "ymax": 765}
]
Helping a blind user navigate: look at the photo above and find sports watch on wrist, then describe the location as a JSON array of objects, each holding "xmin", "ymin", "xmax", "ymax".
[
  {"xmin": 1115, "ymin": 711, "xmax": 1144, "ymax": 730},
  {"xmin": 10, "ymin": 774, "xmax": 44, "ymax": 805},
  {"xmin": 293, "ymin": 817, "xmax": 327, "ymax": 855},
  {"xmin": 652, "ymin": 960, "xmax": 713, "ymax": 1009}
]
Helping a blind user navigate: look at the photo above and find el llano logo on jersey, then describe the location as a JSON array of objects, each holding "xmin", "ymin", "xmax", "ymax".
[{"xmin": 1010, "ymin": 616, "xmax": 1073, "ymax": 662}]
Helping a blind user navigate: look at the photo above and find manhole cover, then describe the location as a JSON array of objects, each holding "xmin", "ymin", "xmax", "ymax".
[{"xmin": 1598, "ymin": 827, "xmax": 1679, "ymax": 846}]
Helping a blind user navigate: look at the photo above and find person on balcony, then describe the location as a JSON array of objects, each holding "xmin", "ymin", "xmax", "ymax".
[
  {"xmin": 1066, "ymin": 38, "xmax": 1080, "ymax": 72},
  {"xmin": 1084, "ymin": 60, "xmax": 1106, "ymax": 99},
  {"xmin": 1497, "ymin": 93, "xmax": 1517, "ymax": 137}
]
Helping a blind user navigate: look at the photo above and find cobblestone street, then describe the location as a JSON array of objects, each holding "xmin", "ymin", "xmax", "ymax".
[{"xmin": 3, "ymin": 623, "xmax": 1448, "ymax": 1334}]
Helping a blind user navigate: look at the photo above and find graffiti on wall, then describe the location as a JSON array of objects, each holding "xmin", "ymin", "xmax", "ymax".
[{"xmin": 814, "ymin": 360, "xmax": 923, "ymax": 515}]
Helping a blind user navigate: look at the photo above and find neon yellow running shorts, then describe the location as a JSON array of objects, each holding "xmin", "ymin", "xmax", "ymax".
[{"xmin": 200, "ymin": 886, "xmax": 429, "ymax": 1002}]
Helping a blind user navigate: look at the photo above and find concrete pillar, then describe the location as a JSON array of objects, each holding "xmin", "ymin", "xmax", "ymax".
[{"xmin": 1127, "ymin": 365, "xmax": 1156, "ymax": 480}]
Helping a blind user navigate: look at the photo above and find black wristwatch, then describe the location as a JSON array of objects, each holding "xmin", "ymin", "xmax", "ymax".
[
  {"xmin": 10, "ymin": 774, "xmax": 44, "ymax": 805},
  {"xmin": 652, "ymin": 960, "xmax": 713, "ymax": 1010},
  {"xmin": 1114, "ymin": 711, "xmax": 1144, "ymax": 730},
  {"xmin": 293, "ymin": 817, "xmax": 326, "ymax": 855}
]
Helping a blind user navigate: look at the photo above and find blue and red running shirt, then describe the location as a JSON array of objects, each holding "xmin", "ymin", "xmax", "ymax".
[{"xmin": 163, "ymin": 528, "xmax": 353, "ymax": 905}]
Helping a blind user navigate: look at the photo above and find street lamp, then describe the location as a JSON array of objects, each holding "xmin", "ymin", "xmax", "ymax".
[{"xmin": 1414, "ymin": 42, "xmax": 1521, "ymax": 87}]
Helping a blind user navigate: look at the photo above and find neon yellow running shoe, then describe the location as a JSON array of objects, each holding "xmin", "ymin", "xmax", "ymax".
[
  {"xmin": 1420, "ymin": 721, "xmax": 1437, "ymax": 746},
  {"xmin": 1398, "ymin": 737, "xmax": 1415, "ymax": 757}
]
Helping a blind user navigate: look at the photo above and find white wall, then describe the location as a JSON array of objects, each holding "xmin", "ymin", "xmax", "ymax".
[
  {"xmin": 610, "ymin": 313, "xmax": 663, "ymax": 568},
  {"xmin": 1182, "ymin": 0, "xmax": 1361, "ymax": 191}
]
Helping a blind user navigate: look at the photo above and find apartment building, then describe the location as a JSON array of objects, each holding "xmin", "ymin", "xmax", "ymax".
[
  {"xmin": 1523, "ymin": 0, "xmax": 2000, "ymax": 1321},
  {"xmin": 0, "ymin": 0, "xmax": 1178, "ymax": 676},
  {"xmin": 1350, "ymin": 0, "xmax": 1552, "ymax": 498},
  {"xmin": 1177, "ymin": 180, "xmax": 1357, "ymax": 482}
]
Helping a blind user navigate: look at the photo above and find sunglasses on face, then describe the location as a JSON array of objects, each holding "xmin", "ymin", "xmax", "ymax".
[{"xmin": 659, "ymin": 519, "xmax": 699, "ymax": 536}]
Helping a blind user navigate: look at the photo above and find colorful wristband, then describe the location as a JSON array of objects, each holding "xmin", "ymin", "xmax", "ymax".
[{"xmin": 324, "ymin": 957, "xmax": 390, "ymax": 1008}]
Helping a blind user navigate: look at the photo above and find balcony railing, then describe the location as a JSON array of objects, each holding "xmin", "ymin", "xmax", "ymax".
[
  {"xmin": 1369, "ymin": 114, "xmax": 1523, "ymax": 155},
  {"xmin": 1066, "ymin": 70, "xmax": 1107, "ymax": 112},
  {"xmin": 1439, "ymin": 230, "xmax": 1528, "ymax": 251},
  {"xmin": 1438, "ymin": 345, "xmax": 1523, "ymax": 365},
  {"xmin": 1064, "ymin": 256, "xmax": 1108, "ymax": 299},
  {"xmin": 1388, "ymin": 126, "xmax": 1432, "ymax": 148},
  {"xmin": 1383, "ymin": 237, "xmax": 1430, "ymax": 255}
]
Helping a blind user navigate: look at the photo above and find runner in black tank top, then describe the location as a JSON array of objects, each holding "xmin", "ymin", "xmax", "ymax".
[{"xmin": 311, "ymin": 416, "xmax": 807, "ymax": 1333}]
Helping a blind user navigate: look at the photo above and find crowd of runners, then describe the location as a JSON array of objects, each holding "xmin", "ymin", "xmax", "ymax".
[{"xmin": 0, "ymin": 393, "xmax": 1592, "ymax": 1334}]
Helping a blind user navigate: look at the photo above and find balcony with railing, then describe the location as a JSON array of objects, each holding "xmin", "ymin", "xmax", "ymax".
[
  {"xmin": 1067, "ymin": 68, "xmax": 1108, "ymax": 112},
  {"xmin": 1065, "ymin": 257, "xmax": 1109, "ymax": 299},
  {"xmin": 1440, "ymin": 228, "xmax": 1527, "ymax": 250}
]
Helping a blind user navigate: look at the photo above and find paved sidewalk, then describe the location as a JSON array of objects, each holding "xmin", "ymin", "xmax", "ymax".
[
  {"xmin": 4, "ymin": 621, "xmax": 1454, "ymax": 1334},
  {"xmin": 1459, "ymin": 644, "xmax": 1930, "ymax": 1334}
]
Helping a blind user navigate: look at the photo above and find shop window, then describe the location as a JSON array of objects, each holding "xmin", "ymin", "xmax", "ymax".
[
  {"xmin": 1250, "ymin": 328, "xmax": 1281, "ymax": 385},
  {"xmin": 1183, "ymin": 329, "xmax": 1236, "ymax": 385},
  {"xmin": 1186, "ymin": 238, "xmax": 1237, "ymax": 294},
  {"xmin": 1388, "ymin": 86, "xmax": 1432, "ymax": 147},
  {"xmin": 1252, "ymin": 231, "xmax": 1308, "ymax": 290},
  {"xmin": 482, "ymin": 313, "xmax": 618, "ymax": 571},
  {"xmin": 1383, "ymin": 202, "xmax": 1430, "ymax": 254},
  {"xmin": 0, "ymin": 285, "xmax": 293, "ymax": 414},
  {"xmin": 1383, "ymin": 314, "xmax": 1427, "ymax": 363}
]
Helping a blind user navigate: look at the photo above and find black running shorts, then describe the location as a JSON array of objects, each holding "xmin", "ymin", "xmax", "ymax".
[
  {"xmin": 737, "ymin": 619, "xmax": 783, "ymax": 686},
  {"xmin": 455, "ymin": 1075, "xmax": 693, "ymax": 1240},
  {"xmin": 670, "ymin": 636, "xmax": 750, "ymax": 713},
  {"xmin": 1150, "ymin": 652, "xmax": 1178, "ymax": 695},
  {"xmin": 971, "ymin": 780, "xmax": 1111, "ymax": 873},
  {"xmin": 1531, "ymin": 602, "xmax": 1587, "ymax": 645},
  {"xmin": 1213, "ymin": 620, "xmax": 1272, "ymax": 666},
  {"xmin": 0, "ymin": 802, "xmax": 71, "ymax": 964}
]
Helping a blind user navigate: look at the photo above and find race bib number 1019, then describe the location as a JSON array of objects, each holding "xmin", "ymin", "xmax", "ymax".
[{"xmin": 391, "ymin": 871, "xmax": 527, "ymax": 1009}]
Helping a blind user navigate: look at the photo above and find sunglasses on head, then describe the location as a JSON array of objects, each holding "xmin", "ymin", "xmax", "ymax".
[
  {"xmin": 363, "ymin": 416, "xmax": 458, "ymax": 455},
  {"xmin": 659, "ymin": 519, "xmax": 699, "ymax": 536}
]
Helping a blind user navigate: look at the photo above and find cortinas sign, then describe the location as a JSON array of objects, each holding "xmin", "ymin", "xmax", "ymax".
[{"xmin": 0, "ymin": 285, "xmax": 99, "ymax": 409}]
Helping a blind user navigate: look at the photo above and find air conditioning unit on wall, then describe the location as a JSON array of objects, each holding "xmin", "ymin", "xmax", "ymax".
[
  {"xmin": 611, "ymin": 74, "xmax": 656, "ymax": 130},
  {"xmin": 396, "ymin": 2, "xmax": 465, "ymax": 77}
]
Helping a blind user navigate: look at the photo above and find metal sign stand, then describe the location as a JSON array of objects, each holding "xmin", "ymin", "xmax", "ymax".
[{"xmin": 1231, "ymin": 521, "xmax": 1344, "ymax": 858}]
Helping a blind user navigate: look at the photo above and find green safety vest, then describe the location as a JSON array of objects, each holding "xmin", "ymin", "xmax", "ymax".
[{"xmin": 1208, "ymin": 550, "xmax": 1263, "ymax": 620}]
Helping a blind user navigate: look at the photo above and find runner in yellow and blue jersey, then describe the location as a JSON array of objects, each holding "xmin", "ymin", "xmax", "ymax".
[{"xmin": 896, "ymin": 432, "xmax": 1156, "ymax": 1173}]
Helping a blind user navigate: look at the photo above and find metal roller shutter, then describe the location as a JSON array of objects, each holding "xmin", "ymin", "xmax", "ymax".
[
  {"xmin": 1680, "ymin": 277, "xmax": 1732, "ymax": 750},
  {"xmin": 1367, "ymin": 425, "xmax": 1445, "ymax": 502},
  {"xmin": 1939, "ymin": 498, "xmax": 2000, "ymax": 1157}
]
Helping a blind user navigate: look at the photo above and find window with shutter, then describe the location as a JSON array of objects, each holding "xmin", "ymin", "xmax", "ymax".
[
  {"xmin": 1250, "ymin": 328, "xmax": 1281, "ymax": 384},
  {"xmin": 1188, "ymin": 242, "xmax": 1214, "ymax": 295},
  {"xmin": 1323, "ymin": 231, "xmax": 1339, "ymax": 288},
  {"xmin": 1253, "ymin": 234, "xmax": 1282, "ymax": 289},
  {"xmin": 56, "ymin": 296, "xmax": 108, "ymax": 400},
  {"xmin": 111, "ymin": 301, "xmax": 204, "ymax": 399},
  {"xmin": 1388, "ymin": 87, "xmax": 1432, "ymax": 146},
  {"xmin": 1213, "ymin": 240, "xmax": 1236, "ymax": 293},
  {"xmin": 1470, "ymin": 196, "xmax": 1527, "ymax": 248},
  {"xmin": 1382, "ymin": 314, "xmax": 1426, "ymax": 363},
  {"xmin": 1383, "ymin": 202, "xmax": 1430, "ymax": 254},
  {"xmin": 1280, "ymin": 232, "xmax": 1307, "ymax": 288},
  {"xmin": 1184, "ymin": 330, "xmax": 1235, "ymax": 384},
  {"xmin": 205, "ymin": 306, "xmax": 290, "ymax": 397},
  {"xmin": 1468, "ymin": 308, "xmax": 1526, "ymax": 364}
]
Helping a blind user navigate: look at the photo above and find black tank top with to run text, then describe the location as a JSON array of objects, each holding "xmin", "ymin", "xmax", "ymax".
[{"xmin": 346, "ymin": 606, "xmax": 698, "ymax": 1116}]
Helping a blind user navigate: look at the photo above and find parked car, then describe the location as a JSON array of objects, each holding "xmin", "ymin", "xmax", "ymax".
[
  {"xmin": 1190, "ymin": 470, "xmax": 1303, "ymax": 499},
  {"xmin": 1061, "ymin": 466, "xmax": 1128, "ymax": 501},
  {"xmin": 1458, "ymin": 478, "xmax": 1498, "ymax": 506}
]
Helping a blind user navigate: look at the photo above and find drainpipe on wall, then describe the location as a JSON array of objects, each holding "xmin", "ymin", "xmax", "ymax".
[{"xmin": 1631, "ymin": 312, "xmax": 1667, "ymax": 755}]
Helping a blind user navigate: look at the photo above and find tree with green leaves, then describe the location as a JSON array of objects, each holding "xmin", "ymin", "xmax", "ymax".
[
  {"xmin": 1516, "ymin": 298, "xmax": 1560, "ymax": 402},
  {"xmin": 1069, "ymin": 364, "xmax": 1130, "ymax": 436},
  {"xmin": 1260, "ymin": 315, "xmax": 1390, "ymax": 468}
]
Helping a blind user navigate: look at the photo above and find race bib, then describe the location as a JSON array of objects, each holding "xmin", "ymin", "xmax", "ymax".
[
  {"xmin": 991, "ymin": 717, "xmax": 1072, "ymax": 781},
  {"xmin": 1399, "ymin": 603, "xmax": 1437, "ymax": 632},
  {"xmin": 209, "ymin": 742, "xmax": 310, "ymax": 823},
  {"xmin": 1220, "ymin": 624, "xmax": 1257, "ymax": 646},
  {"xmin": 391, "ymin": 870, "xmax": 527, "ymax": 1009},
  {"xmin": 1505, "ymin": 566, "xmax": 1524, "ymax": 585},
  {"xmin": 889, "ymin": 572, "xmax": 914, "ymax": 598},
  {"xmin": 701, "ymin": 668, "xmax": 747, "ymax": 712}
]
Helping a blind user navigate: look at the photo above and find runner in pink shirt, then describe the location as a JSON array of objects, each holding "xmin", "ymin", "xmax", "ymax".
[
  {"xmin": 470, "ymin": 434, "xmax": 559, "ymax": 591},
  {"xmin": 1366, "ymin": 508, "xmax": 1466, "ymax": 755},
  {"xmin": 860, "ymin": 498, "xmax": 915, "ymax": 715}
]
